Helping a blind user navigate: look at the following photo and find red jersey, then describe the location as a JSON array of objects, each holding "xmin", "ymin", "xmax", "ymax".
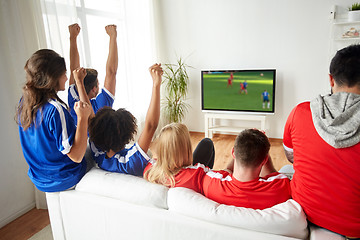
[
  {"xmin": 202, "ymin": 170, "xmax": 291, "ymax": 210},
  {"xmin": 144, "ymin": 161, "xmax": 210, "ymax": 194},
  {"xmin": 283, "ymin": 102, "xmax": 360, "ymax": 237}
]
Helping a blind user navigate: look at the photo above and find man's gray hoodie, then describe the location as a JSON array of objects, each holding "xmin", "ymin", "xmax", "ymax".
[{"xmin": 310, "ymin": 92, "xmax": 360, "ymax": 148}]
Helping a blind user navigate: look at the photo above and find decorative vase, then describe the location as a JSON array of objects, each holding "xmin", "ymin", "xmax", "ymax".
[{"xmin": 348, "ymin": 10, "xmax": 360, "ymax": 21}]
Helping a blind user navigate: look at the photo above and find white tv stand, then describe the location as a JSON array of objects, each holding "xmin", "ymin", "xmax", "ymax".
[{"xmin": 204, "ymin": 113, "xmax": 267, "ymax": 138}]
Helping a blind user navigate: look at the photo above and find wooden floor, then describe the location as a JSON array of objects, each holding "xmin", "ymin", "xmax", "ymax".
[
  {"xmin": 0, "ymin": 208, "xmax": 50, "ymax": 240},
  {"xmin": 0, "ymin": 132, "xmax": 288, "ymax": 239},
  {"xmin": 189, "ymin": 132, "xmax": 289, "ymax": 171}
]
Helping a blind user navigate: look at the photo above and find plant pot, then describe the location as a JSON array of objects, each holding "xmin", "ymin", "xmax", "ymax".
[{"xmin": 348, "ymin": 10, "xmax": 360, "ymax": 21}]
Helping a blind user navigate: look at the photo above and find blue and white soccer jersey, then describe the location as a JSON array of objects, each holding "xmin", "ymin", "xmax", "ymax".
[
  {"xmin": 68, "ymin": 84, "xmax": 115, "ymax": 122},
  {"xmin": 243, "ymin": 81, "xmax": 248, "ymax": 89},
  {"xmin": 262, "ymin": 91, "xmax": 269, "ymax": 102},
  {"xmin": 18, "ymin": 99, "xmax": 87, "ymax": 192},
  {"xmin": 90, "ymin": 142, "xmax": 150, "ymax": 176}
]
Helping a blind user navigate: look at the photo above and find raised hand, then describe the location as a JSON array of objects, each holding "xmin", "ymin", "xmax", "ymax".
[
  {"xmin": 73, "ymin": 67, "xmax": 87, "ymax": 84},
  {"xmin": 105, "ymin": 24, "xmax": 117, "ymax": 38},
  {"xmin": 74, "ymin": 101, "xmax": 92, "ymax": 120},
  {"xmin": 68, "ymin": 23, "xmax": 81, "ymax": 39},
  {"xmin": 149, "ymin": 63, "xmax": 163, "ymax": 86}
]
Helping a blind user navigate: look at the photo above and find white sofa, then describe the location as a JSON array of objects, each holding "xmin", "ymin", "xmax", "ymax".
[{"xmin": 46, "ymin": 167, "xmax": 309, "ymax": 240}]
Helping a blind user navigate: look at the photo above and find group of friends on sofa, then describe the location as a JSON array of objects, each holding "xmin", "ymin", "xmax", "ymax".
[{"xmin": 16, "ymin": 23, "xmax": 360, "ymax": 239}]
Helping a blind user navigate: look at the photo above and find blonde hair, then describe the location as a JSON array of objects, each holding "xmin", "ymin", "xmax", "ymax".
[{"xmin": 144, "ymin": 123, "xmax": 193, "ymax": 187}]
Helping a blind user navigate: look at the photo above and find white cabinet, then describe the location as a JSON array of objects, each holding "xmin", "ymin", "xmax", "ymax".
[{"xmin": 204, "ymin": 113, "xmax": 267, "ymax": 138}]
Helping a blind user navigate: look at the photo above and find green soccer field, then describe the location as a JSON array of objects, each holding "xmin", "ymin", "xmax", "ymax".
[{"xmin": 202, "ymin": 71, "xmax": 274, "ymax": 112}]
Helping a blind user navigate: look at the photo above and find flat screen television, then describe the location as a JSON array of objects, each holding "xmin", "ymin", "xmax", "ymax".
[{"xmin": 201, "ymin": 69, "xmax": 276, "ymax": 114}]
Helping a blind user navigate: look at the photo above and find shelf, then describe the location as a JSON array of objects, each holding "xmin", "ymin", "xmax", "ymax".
[
  {"xmin": 333, "ymin": 20, "xmax": 360, "ymax": 25},
  {"xmin": 334, "ymin": 37, "xmax": 360, "ymax": 41},
  {"xmin": 330, "ymin": 17, "xmax": 360, "ymax": 56},
  {"xmin": 208, "ymin": 126, "xmax": 248, "ymax": 132},
  {"xmin": 204, "ymin": 113, "xmax": 267, "ymax": 138}
]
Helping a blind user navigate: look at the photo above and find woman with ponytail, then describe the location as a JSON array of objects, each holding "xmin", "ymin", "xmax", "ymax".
[{"xmin": 16, "ymin": 49, "xmax": 92, "ymax": 192}]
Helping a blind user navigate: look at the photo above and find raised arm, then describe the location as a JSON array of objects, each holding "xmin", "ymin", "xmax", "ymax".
[
  {"xmin": 73, "ymin": 67, "xmax": 95, "ymax": 118},
  {"xmin": 68, "ymin": 23, "xmax": 81, "ymax": 86},
  {"xmin": 67, "ymin": 68, "xmax": 91, "ymax": 163},
  {"xmin": 67, "ymin": 100, "xmax": 92, "ymax": 163},
  {"xmin": 103, "ymin": 24, "xmax": 118, "ymax": 96},
  {"xmin": 137, "ymin": 64, "xmax": 163, "ymax": 152}
]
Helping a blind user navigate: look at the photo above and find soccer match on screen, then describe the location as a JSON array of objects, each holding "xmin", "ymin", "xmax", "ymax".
[{"xmin": 201, "ymin": 70, "xmax": 275, "ymax": 113}]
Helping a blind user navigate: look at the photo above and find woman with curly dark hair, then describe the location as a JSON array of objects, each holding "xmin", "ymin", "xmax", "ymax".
[{"xmin": 88, "ymin": 64, "xmax": 163, "ymax": 176}]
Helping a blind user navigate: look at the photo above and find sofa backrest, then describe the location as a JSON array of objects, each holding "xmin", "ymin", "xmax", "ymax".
[
  {"xmin": 75, "ymin": 168, "xmax": 169, "ymax": 209},
  {"xmin": 76, "ymin": 168, "xmax": 308, "ymax": 239},
  {"xmin": 168, "ymin": 187, "xmax": 308, "ymax": 239}
]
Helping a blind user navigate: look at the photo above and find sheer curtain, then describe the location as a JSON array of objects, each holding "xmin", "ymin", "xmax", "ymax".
[{"xmin": 38, "ymin": 0, "xmax": 157, "ymax": 129}]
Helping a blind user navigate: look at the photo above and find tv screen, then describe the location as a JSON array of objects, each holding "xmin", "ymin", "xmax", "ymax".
[{"xmin": 201, "ymin": 69, "xmax": 276, "ymax": 114}]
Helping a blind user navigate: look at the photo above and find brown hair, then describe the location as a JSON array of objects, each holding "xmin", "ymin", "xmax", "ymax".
[
  {"xmin": 233, "ymin": 129, "xmax": 270, "ymax": 168},
  {"xmin": 88, "ymin": 107, "xmax": 137, "ymax": 152},
  {"xmin": 84, "ymin": 68, "xmax": 98, "ymax": 94},
  {"xmin": 144, "ymin": 123, "xmax": 193, "ymax": 187},
  {"xmin": 16, "ymin": 49, "xmax": 67, "ymax": 130}
]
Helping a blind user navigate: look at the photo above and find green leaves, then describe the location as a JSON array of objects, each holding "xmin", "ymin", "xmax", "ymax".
[
  {"xmin": 162, "ymin": 57, "xmax": 190, "ymax": 123},
  {"xmin": 349, "ymin": 2, "xmax": 360, "ymax": 11}
]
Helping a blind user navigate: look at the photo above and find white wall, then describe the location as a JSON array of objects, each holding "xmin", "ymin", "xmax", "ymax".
[
  {"xmin": 0, "ymin": 0, "xmax": 356, "ymax": 227},
  {"xmin": 0, "ymin": 0, "xmax": 42, "ymax": 228},
  {"xmin": 154, "ymin": 0, "xmax": 354, "ymax": 138}
]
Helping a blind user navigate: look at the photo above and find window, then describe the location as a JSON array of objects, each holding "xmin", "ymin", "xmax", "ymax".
[{"xmin": 40, "ymin": 0, "xmax": 155, "ymax": 115}]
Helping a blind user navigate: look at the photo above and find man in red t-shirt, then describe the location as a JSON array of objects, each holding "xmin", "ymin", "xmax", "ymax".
[
  {"xmin": 283, "ymin": 44, "xmax": 360, "ymax": 238},
  {"xmin": 203, "ymin": 129, "xmax": 291, "ymax": 210}
]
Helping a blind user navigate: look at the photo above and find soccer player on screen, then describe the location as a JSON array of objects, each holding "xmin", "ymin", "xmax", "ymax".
[
  {"xmin": 239, "ymin": 82, "xmax": 244, "ymax": 94},
  {"xmin": 243, "ymin": 80, "xmax": 248, "ymax": 94},
  {"xmin": 239, "ymin": 81, "xmax": 248, "ymax": 94},
  {"xmin": 262, "ymin": 90, "xmax": 270, "ymax": 109},
  {"xmin": 227, "ymin": 77, "xmax": 232, "ymax": 88},
  {"xmin": 226, "ymin": 73, "xmax": 233, "ymax": 88}
]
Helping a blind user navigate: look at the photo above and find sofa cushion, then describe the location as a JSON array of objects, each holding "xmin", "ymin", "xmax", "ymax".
[
  {"xmin": 75, "ymin": 167, "xmax": 169, "ymax": 209},
  {"xmin": 168, "ymin": 187, "xmax": 308, "ymax": 239}
]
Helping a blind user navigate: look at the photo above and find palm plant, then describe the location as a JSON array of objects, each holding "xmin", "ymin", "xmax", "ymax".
[{"xmin": 162, "ymin": 58, "xmax": 190, "ymax": 123}]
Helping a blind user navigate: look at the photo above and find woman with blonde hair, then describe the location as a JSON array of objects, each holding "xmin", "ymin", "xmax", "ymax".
[{"xmin": 144, "ymin": 123, "xmax": 214, "ymax": 193}]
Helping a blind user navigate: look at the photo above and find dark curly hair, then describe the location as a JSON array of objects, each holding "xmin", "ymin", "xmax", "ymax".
[
  {"xmin": 234, "ymin": 129, "xmax": 270, "ymax": 168},
  {"xmin": 88, "ymin": 107, "xmax": 137, "ymax": 152}
]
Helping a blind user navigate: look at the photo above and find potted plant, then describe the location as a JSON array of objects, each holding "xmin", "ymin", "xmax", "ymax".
[
  {"xmin": 162, "ymin": 57, "xmax": 190, "ymax": 123},
  {"xmin": 348, "ymin": 3, "xmax": 360, "ymax": 21}
]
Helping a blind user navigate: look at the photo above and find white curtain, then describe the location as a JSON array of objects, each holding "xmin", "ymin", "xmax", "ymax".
[{"xmin": 38, "ymin": 0, "xmax": 157, "ymax": 130}]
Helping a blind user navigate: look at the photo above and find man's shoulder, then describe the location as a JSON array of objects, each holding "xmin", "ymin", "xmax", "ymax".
[
  {"xmin": 296, "ymin": 101, "xmax": 310, "ymax": 109},
  {"xmin": 289, "ymin": 101, "xmax": 311, "ymax": 120}
]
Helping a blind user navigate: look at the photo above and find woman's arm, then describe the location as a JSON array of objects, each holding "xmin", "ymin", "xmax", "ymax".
[
  {"xmin": 68, "ymin": 23, "xmax": 81, "ymax": 86},
  {"xmin": 73, "ymin": 68, "xmax": 95, "ymax": 118},
  {"xmin": 103, "ymin": 24, "xmax": 118, "ymax": 96},
  {"xmin": 67, "ymin": 101, "xmax": 92, "ymax": 163},
  {"xmin": 137, "ymin": 64, "xmax": 163, "ymax": 153}
]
